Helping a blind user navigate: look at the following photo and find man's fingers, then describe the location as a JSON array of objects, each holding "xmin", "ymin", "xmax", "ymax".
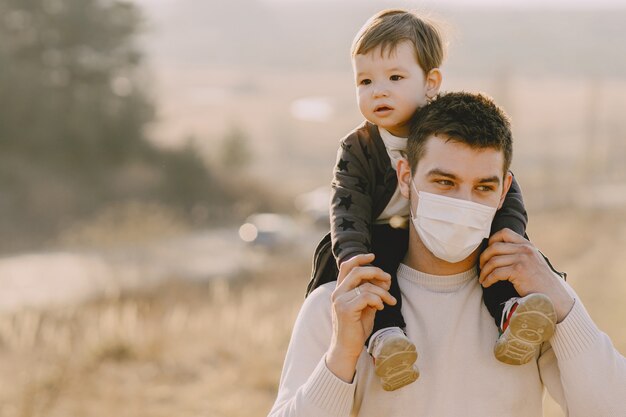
[
  {"xmin": 488, "ymin": 228, "xmax": 527, "ymax": 246},
  {"xmin": 336, "ymin": 281, "xmax": 395, "ymax": 306},
  {"xmin": 368, "ymin": 276, "xmax": 392, "ymax": 291},
  {"xmin": 479, "ymin": 233, "xmax": 534, "ymax": 269},
  {"xmin": 357, "ymin": 282, "xmax": 396, "ymax": 305},
  {"xmin": 333, "ymin": 254, "xmax": 394, "ymax": 315},
  {"xmin": 338, "ymin": 265, "xmax": 391, "ymax": 292},
  {"xmin": 480, "ymin": 265, "xmax": 515, "ymax": 288},
  {"xmin": 479, "ymin": 241, "xmax": 519, "ymax": 269},
  {"xmin": 479, "ymin": 254, "xmax": 518, "ymax": 283},
  {"xmin": 346, "ymin": 290, "xmax": 391, "ymax": 312},
  {"xmin": 352, "ymin": 292, "xmax": 384, "ymax": 311},
  {"xmin": 337, "ymin": 253, "xmax": 376, "ymax": 283}
]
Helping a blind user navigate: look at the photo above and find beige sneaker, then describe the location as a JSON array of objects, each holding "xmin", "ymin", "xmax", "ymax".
[
  {"xmin": 494, "ymin": 293, "xmax": 557, "ymax": 365},
  {"xmin": 368, "ymin": 327, "xmax": 419, "ymax": 391}
]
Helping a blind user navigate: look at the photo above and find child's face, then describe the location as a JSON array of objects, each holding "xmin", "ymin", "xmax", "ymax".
[{"xmin": 353, "ymin": 41, "xmax": 438, "ymax": 137}]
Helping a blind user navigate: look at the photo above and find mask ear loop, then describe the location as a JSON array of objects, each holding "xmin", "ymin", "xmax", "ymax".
[{"xmin": 409, "ymin": 179, "xmax": 420, "ymax": 222}]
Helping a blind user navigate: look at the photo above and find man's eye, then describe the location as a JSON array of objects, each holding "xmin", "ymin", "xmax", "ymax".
[
  {"xmin": 359, "ymin": 79, "xmax": 371, "ymax": 85},
  {"xmin": 476, "ymin": 186, "xmax": 494, "ymax": 192},
  {"xmin": 436, "ymin": 180, "xmax": 454, "ymax": 186},
  {"xmin": 390, "ymin": 75, "xmax": 403, "ymax": 81}
]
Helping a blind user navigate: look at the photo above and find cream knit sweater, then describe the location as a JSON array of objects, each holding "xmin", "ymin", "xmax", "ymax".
[{"xmin": 268, "ymin": 265, "xmax": 626, "ymax": 417}]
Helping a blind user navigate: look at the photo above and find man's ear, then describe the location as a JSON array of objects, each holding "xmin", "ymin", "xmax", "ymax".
[
  {"xmin": 425, "ymin": 68, "xmax": 442, "ymax": 99},
  {"xmin": 497, "ymin": 171, "xmax": 514, "ymax": 209},
  {"xmin": 397, "ymin": 157, "xmax": 412, "ymax": 199}
]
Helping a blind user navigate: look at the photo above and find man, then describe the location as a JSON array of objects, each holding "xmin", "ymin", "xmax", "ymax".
[{"xmin": 268, "ymin": 92, "xmax": 626, "ymax": 417}]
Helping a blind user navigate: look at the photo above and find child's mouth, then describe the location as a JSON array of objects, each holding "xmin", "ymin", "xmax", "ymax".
[{"xmin": 375, "ymin": 106, "xmax": 392, "ymax": 113}]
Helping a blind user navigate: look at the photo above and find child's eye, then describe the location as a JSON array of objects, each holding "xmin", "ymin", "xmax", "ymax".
[
  {"xmin": 359, "ymin": 79, "xmax": 371, "ymax": 86},
  {"xmin": 390, "ymin": 75, "xmax": 403, "ymax": 81}
]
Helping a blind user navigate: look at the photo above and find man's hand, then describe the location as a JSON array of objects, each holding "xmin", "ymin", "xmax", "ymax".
[
  {"xmin": 325, "ymin": 253, "xmax": 396, "ymax": 383},
  {"xmin": 479, "ymin": 228, "xmax": 574, "ymax": 322}
]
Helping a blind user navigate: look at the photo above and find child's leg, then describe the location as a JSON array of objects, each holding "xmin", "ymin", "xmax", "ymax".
[
  {"xmin": 366, "ymin": 224, "xmax": 417, "ymax": 391},
  {"xmin": 369, "ymin": 223, "xmax": 408, "ymax": 339},
  {"xmin": 482, "ymin": 173, "xmax": 527, "ymax": 328}
]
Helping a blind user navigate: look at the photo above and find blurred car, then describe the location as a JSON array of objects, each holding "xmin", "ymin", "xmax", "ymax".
[
  {"xmin": 294, "ymin": 186, "xmax": 330, "ymax": 228},
  {"xmin": 238, "ymin": 213, "xmax": 297, "ymax": 249}
]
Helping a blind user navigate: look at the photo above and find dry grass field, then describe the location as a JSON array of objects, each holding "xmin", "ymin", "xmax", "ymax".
[
  {"xmin": 0, "ymin": 255, "xmax": 303, "ymax": 417},
  {"xmin": 0, "ymin": 207, "xmax": 624, "ymax": 417}
]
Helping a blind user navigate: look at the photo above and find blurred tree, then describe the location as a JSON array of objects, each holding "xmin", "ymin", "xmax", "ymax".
[
  {"xmin": 0, "ymin": 0, "xmax": 234, "ymax": 251},
  {"xmin": 0, "ymin": 0, "xmax": 151, "ymax": 167},
  {"xmin": 219, "ymin": 125, "xmax": 253, "ymax": 171}
]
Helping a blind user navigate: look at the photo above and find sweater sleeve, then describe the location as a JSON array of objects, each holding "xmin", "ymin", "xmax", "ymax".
[
  {"xmin": 490, "ymin": 172, "xmax": 527, "ymax": 236},
  {"xmin": 267, "ymin": 284, "xmax": 356, "ymax": 417},
  {"xmin": 538, "ymin": 283, "xmax": 626, "ymax": 417},
  {"xmin": 330, "ymin": 131, "xmax": 376, "ymax": 266}
]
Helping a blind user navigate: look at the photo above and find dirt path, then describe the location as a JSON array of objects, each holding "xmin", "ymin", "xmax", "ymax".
[{"xmin": 0, "ymin": 228, "xmax": 249, "ymax": 312}]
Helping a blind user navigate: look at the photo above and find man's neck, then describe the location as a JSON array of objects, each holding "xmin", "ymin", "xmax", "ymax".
[{"xmin": 402, "ymin": 227, "xmax": 479, "ymax": 275}]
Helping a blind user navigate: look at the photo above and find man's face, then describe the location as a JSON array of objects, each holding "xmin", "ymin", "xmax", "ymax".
[
  {"xmin": 400, "ymin": 134, "xmax": 512, "ymax": 212},
  {"xmin": 353, "ymin": 41, "xmax": 436, "ymax": 137}
]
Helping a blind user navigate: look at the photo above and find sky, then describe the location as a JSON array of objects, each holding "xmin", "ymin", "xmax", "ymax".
[
  {"xmin": 263, "ymin": 0, "xmax": 626, "ymax": 5},
  {"xmin": 133, "ymin": 0, "xmax": 626, "ymax": 9}
]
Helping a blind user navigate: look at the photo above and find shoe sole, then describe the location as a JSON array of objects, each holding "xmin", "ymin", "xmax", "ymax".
[
  {"xmin": 381, "ymin": 366, "xmax": 419, "ymax": 391},
  {"xmin": 494, "ymin": 293, "xmax": 557, "ymax": 365},
  {"xmin": 374, "ymin": 336, "xmax": 419, "ymax": 391}
]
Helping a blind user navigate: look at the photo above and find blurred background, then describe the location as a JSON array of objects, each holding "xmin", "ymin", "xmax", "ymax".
[{"xmin": 0, "ymin": 0, "xmax": 624, "ymax": 416}]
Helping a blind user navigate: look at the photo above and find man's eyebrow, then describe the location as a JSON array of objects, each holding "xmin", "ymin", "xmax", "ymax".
[
  {"xmin": 426, "ymin": 168, "xmax": 457, "ymax": 179},
  {"xmin": 477, "ymin": 176, "xmax": 501, "ymax": 185},
  {"xmin": 426, "ymin": 169, "xmax": 501, "ymax": 185}
]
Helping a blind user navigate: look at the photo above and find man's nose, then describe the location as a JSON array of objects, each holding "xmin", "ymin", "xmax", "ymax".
[{"xmin": 452, "ymin": 188, "xmax": 475, "ymax": 203}]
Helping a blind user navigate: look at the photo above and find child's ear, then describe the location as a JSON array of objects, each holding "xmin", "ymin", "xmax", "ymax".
[
  {"xmin": 425, "ymin": 68, "xmax": 442, "ymax": 99},
  {"xmin": 397, "ymin": 158, "xmax": 412, "ymax": 199},
  {"xmin": 498, "ymin": 171, "xmax": 514, "ymax": 209}
]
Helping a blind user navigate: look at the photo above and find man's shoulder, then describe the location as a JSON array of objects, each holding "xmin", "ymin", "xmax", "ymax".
[
  {"xmin": 304, "ymin": 282, "xmax": 335, "ymax": 312},
  {"xmin": 298, "ymin": 282, "xmax": 334, "ymax": 323},
  {"xmin": 293, "ymin": 282, "xmax": 335, "ymax": 339}
]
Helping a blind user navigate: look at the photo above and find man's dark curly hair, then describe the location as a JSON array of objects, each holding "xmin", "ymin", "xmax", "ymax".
[{"xmin": 407, "ymin": 91, "xmax": 513, "ymax": 175}]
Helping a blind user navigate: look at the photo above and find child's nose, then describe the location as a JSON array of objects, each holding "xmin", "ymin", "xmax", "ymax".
[{"xmin": 372, "ymin": 83, "xmax": 389, "ymax": 98}]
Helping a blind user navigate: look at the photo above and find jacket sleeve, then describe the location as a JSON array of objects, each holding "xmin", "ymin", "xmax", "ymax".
[
  {"xmin": 267, "ymin": 284, "xmax": 356, "ymax": 417},
  {"xmin": 330, "ymin": 132, "xmax": 376, "ymax": 266},
  {"xmin": 491, "ymin": 172, "xmax": 528, "ymax": 236},
  {"xmin": 538, "ymin": 281, "xmax": 626, "ymax": 416}
]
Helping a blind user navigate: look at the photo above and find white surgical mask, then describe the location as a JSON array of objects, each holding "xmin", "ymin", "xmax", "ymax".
[{"xmin": 410, "ymin": 182, "xmax": 497, "ymax": 263}]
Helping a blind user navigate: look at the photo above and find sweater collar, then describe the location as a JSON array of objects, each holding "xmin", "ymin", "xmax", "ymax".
[
  {"xmin": 397, "ymin": 263, "xmax": 478, "ymax": 293},
  {"xmin": 378, "ymin": 127, "xmax": 408, "ymax": 152}
]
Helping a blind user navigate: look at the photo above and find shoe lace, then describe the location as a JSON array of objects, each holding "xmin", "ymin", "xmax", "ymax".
[{"xmin": 500, "ymin": 297, "xmax": 521, "ymax": 332}]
